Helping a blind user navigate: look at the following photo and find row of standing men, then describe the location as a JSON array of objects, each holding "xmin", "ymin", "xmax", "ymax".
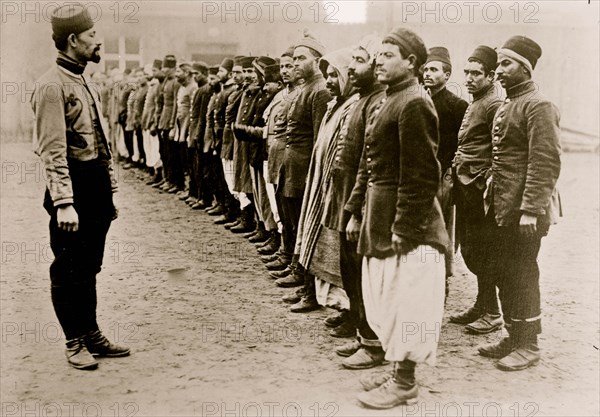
[{"xmin": 100, "ymin": 27, "xmax": 561, "ymax": 409}]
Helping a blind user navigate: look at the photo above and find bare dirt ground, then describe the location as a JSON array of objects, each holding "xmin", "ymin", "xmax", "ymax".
[{"xmin": 1, "ymin": 141, "xmax": 598, "ymax": 417}]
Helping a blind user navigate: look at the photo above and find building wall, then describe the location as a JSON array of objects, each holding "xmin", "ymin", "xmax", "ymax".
[{"xmin": 1, "ymin": 1, "xmax": 598, "ymax": 142}]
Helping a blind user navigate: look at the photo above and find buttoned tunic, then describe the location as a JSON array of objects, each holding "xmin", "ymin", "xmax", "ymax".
[
  {"xmin": 488, "ymin": 80, "xmax": 561, "ymax": 228},
  {"xmin": 345, "ymin": 78, "xmax": 449, "ymax": 258}
]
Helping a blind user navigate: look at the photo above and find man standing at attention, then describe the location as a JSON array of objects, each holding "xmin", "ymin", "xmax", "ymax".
[
  {"xmin": 31, "ymin": 3, "xmax": 130, "ymax": 370},
  {"xmin": 478, "ymin": 36, "xmax": 561, "ymax": 372},
  {"xmin": 422, "ymin": 47, "xmax": 468, "ymax": 278},
  {"xmin": 449, "ymin": 46, "xmax": 504, "ymax": 335},
  {"xmin": 345, "ymin": 28, "xmax": 448, "ymax": 408}
]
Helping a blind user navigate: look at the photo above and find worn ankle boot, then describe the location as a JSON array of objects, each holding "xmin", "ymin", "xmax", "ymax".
[
  {"xmin": 65, "ymin": 337, "xmax": 98, "ymax": 370},
  {"xmin": 84, "ymin": 330, "xmax": 131, "ymax": 357}
]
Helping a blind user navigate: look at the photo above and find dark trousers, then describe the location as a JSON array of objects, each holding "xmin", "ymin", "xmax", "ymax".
[
  {"xmin": 278, "ymin": 196, "xmax": 302, "ymax": 264},
  {"xmin": 202, "ymin": 151, "xmax": 221, "ymax": 205},
  {"xmin": 339, "ymin": 232, "xmax": 379, "ymax": 342},
  {"xmin": 45, "ymin": 160, "xmax": 115, "ymax": 341},
  {"xmin": 135, "ymin": 127, "xmax": 145, "ymax": 164},
  {"xmin": 159, "ymin": 130, "xmax": 171, "ymax": 182},
  {"xmin": 455, "ymin": 183, "xmax": 500, "ymax": 314},
  {"xmin": 486, "ymin": 212, "xmax": 544, "ymax": 343},
  {"xmin": 122, "ymin": 126, "xmax": 134, "ymax": 161},
  {"xmin": 189, "ymin": 146, "xmax": 200, "ymax": 199},
  {"xmin": 167, "ymin": 140, "xmax": 185, "ymax": 189}
]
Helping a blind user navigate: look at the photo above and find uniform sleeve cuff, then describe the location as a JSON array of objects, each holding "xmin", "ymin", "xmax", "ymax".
[{"xmin": 53, "ymin": 198, "xmax": 74, "ymax": 207}]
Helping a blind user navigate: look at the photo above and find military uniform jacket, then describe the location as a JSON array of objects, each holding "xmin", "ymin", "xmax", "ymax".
[
  {"xmin": 267, "ymin": 87, "xmax": 299, "ymax": 185},
  {"xmin": 488, "ymin": 80, "xmax": 561, "ymax": 228},
  {"xmin": 189, "ymin": 82, "xmax": 211, "ymax": 148},
  {"xmin": 232, "ymin": 84, "xmax": 259, "ymax": 193},
  {"xmin": 158, "ymin": 76, "xmax": 179, "ymax": 130},
  {"xmin": 345, "ymin": 78, "xmax": 449, "ymax": 258},
  {"xmin": 153, "ymin": 80, "xmax": 164, "ymax": 129},
  {"xmin": 221, "ymin": 85, "xmax": 243, "ymax": 160},
  {"xmin": 133, "ymin": 83, "xmax": 148, "ymax": 129},
  {"xmin": 31, "ymin": 63, "xmax": 118, "ymax": 206},
  {"xmin": 233, "ymin": 87, "xmax": 277, "ymax": 168},
  {"xmin": 203, "ymin": 90, "xmax": 219, "ymax": 153},
  {"xmin": 280, "ymin": 73, "xmax": 331, "ymax": 198},
  {"xmin": 453, "ymin": 84, "xmax": 502, "ymax": 188},
  {"xmin": 322, "ymin": 83, "xmax": 386, "ymax": 232},
  {"xmin": 141, "ymin": 79, "xmax": 159, "ymax": 131},
  {"xmin": 431, "ymin": 87, "xmax": 468, "ymax": 173}
]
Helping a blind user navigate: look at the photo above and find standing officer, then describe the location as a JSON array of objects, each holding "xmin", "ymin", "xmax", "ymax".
[
  {"xmin": 478, "ymin": 36, "xmax": 561, "ymax": 371},
  {"xmin": 31, "ymin": 3, "xmax": 130, "ymax": 370}
]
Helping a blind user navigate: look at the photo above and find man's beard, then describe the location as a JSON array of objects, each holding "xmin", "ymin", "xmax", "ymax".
[{"xmin": 88, "ymin": 49, "xmax": 101, "ymax": 63}]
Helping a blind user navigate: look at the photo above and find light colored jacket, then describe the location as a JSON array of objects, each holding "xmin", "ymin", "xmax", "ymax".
[{"xmin": 31, "ymin": 64, "xmax": 118, "ymax": 207}]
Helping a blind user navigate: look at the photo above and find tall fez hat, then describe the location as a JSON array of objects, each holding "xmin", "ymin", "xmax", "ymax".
[
  {"xmin": 152, "ymin": 59, "xmax": 163, "ymax": 70},
  {"xmin": 51, "ymin": 3, "xmax": 94, "ymax": 43},
  {"xmin": 468, "ymin": 46, "xmax": 497, "ymax": 71},
  {"xmin": 264, "ymin": 64, "xmax": 282, "ymax": 83},
  {"xmin": 209, "ymin": 65, "xmax": 220, "ymax": 75},
  {"xmin": 425, "ymin": 46, "xmax": 452, "ymax": 68},
  {"xmin": 498, "ymin": 36, "xmax": 542, "ymax": 72},
  {"xmin": 162, "ymin": 55, "xmax": 177, "ymax": 69}
]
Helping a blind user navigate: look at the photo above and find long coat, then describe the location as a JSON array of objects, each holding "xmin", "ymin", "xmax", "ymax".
[
  {"xmin": 322, "ymin": 83, "xmax": 386, "ymax": 233},
  {"xmin": 345, "ymin": 78, "xmax": 449, "ymax": 259},
  {"xmin": 488, "ymin": 80, "xmax": 561, "ymax": 229},
  {"xmin": 158, "ymin": 76, "xmax": 179, "ymax": 131},
  {"xmin": 279, "ymin": 73, "xmax": 331, "ymax": 198}
]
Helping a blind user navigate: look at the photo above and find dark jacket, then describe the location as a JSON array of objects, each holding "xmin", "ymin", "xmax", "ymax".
[
  {"xmin": 489, "ymin": 80, "xmax": 561, "ymax": 228},
  {"xmin": 431, "ymin": 87, "xmax": 468, "ymax": 173},
  {"xmin": 189, "ymin": 81, "xmax": 211, "ymax": 148},
  {"xmin": 221, "ymin": 85, "xmax": 243, "ymax": 160},
  {"xmin": 158, "ymin": 76, "xmax": 179, "ymax": 130},
  {"xmin": 234, "ymin": 87, "xmax": 277, "ymax": 168},
  {"xmin": 453, "ymin": 83, "xmax": 503, "ymax": 187},
  {"xmin": 345, "ymin": 78, "xmax": 449, "ymax": 258},
  {"xmin": 280, "ymin": 72, "xmax": 331, "ymax": 197},
  {"xmin": 267, "ymin": 87, "xmax": 299, "ymax": 185},
  {"xmin": 322, "ymin": 83, "xmax": 386, "ymax": 232},
  {"xmin": 232, "ymin": 84, "xmax": 259, "ymax": 193}
]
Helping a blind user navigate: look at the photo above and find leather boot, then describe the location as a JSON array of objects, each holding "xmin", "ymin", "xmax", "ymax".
[
  {"xmin": 84, "ymin": 330, "xmax": 131, "ymax": 357},
  {"xmin": 146, "ymin": 168, "xmax": 163, "ymax": 185},
  {"xmin": 207, "ymin": 204, "xmax": 226, "ymax": 216},
  {"xmin": 231, "ymin": 206, "xmax": 256, "ymax": 233},
  {"xmin": 224, "ymin": 218, "xmax": 241, "ymax": 229},
  {"xmin": 65, "ymin": 337, "xmax": 98, "ymax": 370},
  {"xmin": 290, "ymin": 294, "xmax": 320, "ymax": 313},
  {"xmin": 248, "ymin": 223, "xmax": 269, "ymax": 243},
  {"xmin": 257, "ymin": 232, "xmax": 281, "ymax": 254},
  {"xmin": 357, "ymin": 361, "xmax": 418, "ymax": 408},
  {"xmin": 448, "ymin": 305, "xmax": 483, "ymax": 324},
  {"xmin": 243, "ymin": 225, "xmax": 261, "ymax": 239}
]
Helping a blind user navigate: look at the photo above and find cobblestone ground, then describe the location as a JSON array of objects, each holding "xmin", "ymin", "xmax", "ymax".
[{"xmin": 1, "ymin": 142, "xmax": 598, "ymax": 417}]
